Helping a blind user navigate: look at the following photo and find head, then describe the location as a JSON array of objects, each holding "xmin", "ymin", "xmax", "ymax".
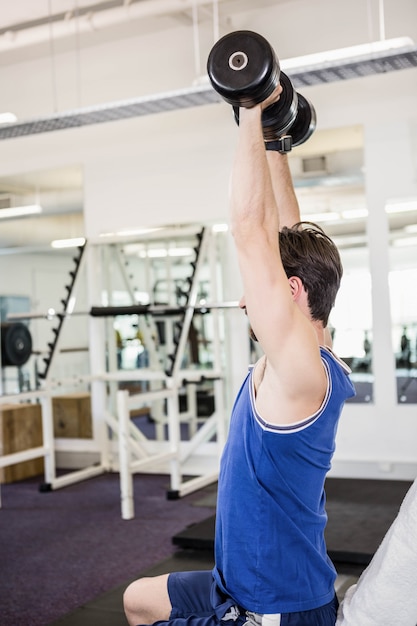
[{"xmin": 279, "ymin": 222, "xmax": 343, "ymax": 327}]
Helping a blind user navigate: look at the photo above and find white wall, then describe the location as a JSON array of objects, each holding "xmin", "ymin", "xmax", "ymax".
[{"xmin": 0, "ymin": 0, "xmax": 416, "ymax": 479}]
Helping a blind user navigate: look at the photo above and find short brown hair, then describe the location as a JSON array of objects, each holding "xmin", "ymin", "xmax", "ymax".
[{"xmin": 279, "ymin": 222, "xmax": 342, "ymax": 326}]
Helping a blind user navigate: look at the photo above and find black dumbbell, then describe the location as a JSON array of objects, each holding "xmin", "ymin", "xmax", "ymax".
[{"xmin": 207, "ymin": 30, "xmax": 316, "ymax": 149}]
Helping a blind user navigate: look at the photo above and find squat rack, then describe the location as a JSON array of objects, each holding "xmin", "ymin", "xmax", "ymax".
[{"xmin": 1, "ymin": 224, "xmax": 238, "ymax": 519}]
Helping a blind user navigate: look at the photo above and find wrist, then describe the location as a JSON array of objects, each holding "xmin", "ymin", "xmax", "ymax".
[
  {"xmin": 265, "ymin": 135, "xmax": 293, "ymax": 154},
  {"xmin": 239, "ymin": 104, "xmax": 262, "ymax": 121}
]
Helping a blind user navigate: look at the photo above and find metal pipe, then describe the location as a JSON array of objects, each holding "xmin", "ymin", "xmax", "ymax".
[
  {"xmin": 7, "ymin": 301, "xmax": 239, "ymax": 320},
  {"xmin": 212, "ymin": 0, "xmax": 219, "ymax": 42},
  {"xmin": 379, "ymin": 0, "xmax": 386, "ymax": 40},
  {"xmin": 0, "ymin": 0, "xmax": 225, "ymax": 51},
  {"xmin": 192, "ymin": 1, "xmax": 201, "ymax": 77}
]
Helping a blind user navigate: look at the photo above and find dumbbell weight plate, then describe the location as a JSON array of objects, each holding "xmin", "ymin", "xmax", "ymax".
[
  {"xmin": 261, "ymin": 73, "xmax": 298, "ymax": 140},
  {"xmin": 290, "ymin": 93, "xmax": 317, "ymax": 147},
  {"xmin": 1, "ymin": 322, "xmax": 33, "ymax": 367},
  {"xmin": 233, "ymin": 72, "xmax": 298, "ymax": 141},
  {"xmin": 207, "ymin": 30, "xmax": 280, "ymax": 107}
]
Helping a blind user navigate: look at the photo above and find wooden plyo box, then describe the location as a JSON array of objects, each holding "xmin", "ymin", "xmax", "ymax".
[
  {"xmin": 52, "ymin": 393, "xmax": 92, "ymax": 439},
  {"xmin": 0, "ymin": 402, "xmax": 44, "ymax": 484},
  {"xmin": 0, "ymin": 394, "xmax": 93, "ymax": 484}
]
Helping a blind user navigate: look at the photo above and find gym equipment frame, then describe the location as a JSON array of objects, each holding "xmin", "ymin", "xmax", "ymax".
[{"xmin": 1, "ymin": 225, "xmax": 237, "ymax": 519}]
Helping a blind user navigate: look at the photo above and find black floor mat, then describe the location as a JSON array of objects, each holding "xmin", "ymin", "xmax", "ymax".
[
  {"xmin": 172, "ymin": 478, "xmax": 413, "ymax": 565},
  {"xmin": 49, "ymin": 478, "xmax": 412, "ymax": 625}
]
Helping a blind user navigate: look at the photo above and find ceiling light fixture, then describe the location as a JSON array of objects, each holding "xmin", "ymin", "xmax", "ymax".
[
  {"xmin": 282, "ymin": 36, "xmax": 417, "ymax": 87},
  {"xmin": 341, "ymin": 208, "xmax": 369, "ymax": 219},
  {"xmin": 0, "ymin": 112, "xmax": 18, "ymax": 124},
  {"xmin": 113, "ymin": 227, "xmax": 163, "ymax": 237},
  {"xmin": 138, "ymin": 247, "xmax": 194, "ymax": 258},
  {"xmin": 391, "ymin": 235, "xmax": 417, "ymax": 247},
  {"xmin": 0, "ymin": 36, "xmax": 416, "ymax": 141},
  {"xmin": 385, "ymin": 198, "xmax": 417, "ymax": 213},
  {"xmin": 212, "ymin": 223, "xmax": 228, "ymax": 233},
  {"xmin": 302, "ymin": 211, "xmax": 340, "ymax": 223},
  {"xmin": 0, "ymin": 204, "xmax": 42, "ymax": 219},
  {"xmin": 281, "ymin": 37, "xmax": 414, "ymax": 70},
  {"xmin": 51, "ymin": 237, "xmax": 86, "ymax": 248}
]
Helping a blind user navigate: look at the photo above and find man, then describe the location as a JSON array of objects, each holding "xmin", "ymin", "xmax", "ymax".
[{"xmin": 124, "ymin": 84, "xmax": 355, "ymax": 626}]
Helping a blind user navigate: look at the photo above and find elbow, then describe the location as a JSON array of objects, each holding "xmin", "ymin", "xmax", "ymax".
[{"xmin": 230, "ymin": 211, "xmax": 259, "ymax": 245}]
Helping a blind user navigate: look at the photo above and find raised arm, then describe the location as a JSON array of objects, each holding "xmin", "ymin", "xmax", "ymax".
[
  {"xmin": 267, "ymin": 147, "xmax": 334, "ymax": 348},
  {"xmin": 266, "ymin": 150, "xmax": 301, "ymax": 229},
  {"xmin": 230, "ymin": 87, "xmax": 327, "ymax": 424}
]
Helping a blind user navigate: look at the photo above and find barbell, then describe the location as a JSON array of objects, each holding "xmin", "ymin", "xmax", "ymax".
[{"xmin": 207, "ymin": 30, "xmax": 316, "ymax": 149}]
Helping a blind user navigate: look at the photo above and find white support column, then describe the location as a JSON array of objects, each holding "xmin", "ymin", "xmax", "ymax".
[
  {"xmin": 208, "ymin": 230, "xmax": 228, "ymax": 450},
  {"xmin": 117, "ymin": 389, "xmax": 135, "ymax": 520},
  {"xmin": 40, "ymin": 391, "xmax": 56, "ymax": 486},
  {"xmin": 106, "ymin": 314, "xmax": 119, "ymax": 445},
  {"xmin": 221, "ymin": 231, "xmax": 250, "ymax": 413},
  {"xmin": 166, "ymin": 378, "xmax": 181, "ymax": 495},
  {"xmin": 185, "ymin": 382, "xmax": 198, "ymax": 437},
  {"xmin": 366, "ymin": 200, "xmax": 396, "ymax": 406},
  {"xmin": 364, "ymin": 122, "xmax": 410, "ymax": 408}
]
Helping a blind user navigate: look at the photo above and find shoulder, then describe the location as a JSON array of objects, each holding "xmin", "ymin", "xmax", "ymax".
[{"xmin": 254, "ymin": 347, "xmax": 328, "ymax": 427}]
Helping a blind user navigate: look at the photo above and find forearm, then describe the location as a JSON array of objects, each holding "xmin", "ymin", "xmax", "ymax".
[
  {"xmin": 266, "ymin": 150, "xmax": 300, "ymax": 230},
  {"xmin": 230, "ymin": 106, "xmax": 278, "ymax": 241}
]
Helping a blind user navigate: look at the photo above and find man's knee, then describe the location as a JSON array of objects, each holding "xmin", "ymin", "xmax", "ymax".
[
  {"xmin": 123, "ymin": 578, "xmax": 142, "ymax": 614},
  {"xmin": 124, "ymin": 575, "xmax": 171, "ymax": 626}
]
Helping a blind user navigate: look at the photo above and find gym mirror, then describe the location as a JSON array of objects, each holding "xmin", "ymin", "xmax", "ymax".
[
  {"xmin": 0, "ymin": 165, "xmax": 86, "ymax": 395},
  {"xmin": 387, "ymin": 197, "xmax": 417, "ymax": 404},
  {"xmin": 290, "ymin": 125, "xmax": 373, "ymax": 403}
]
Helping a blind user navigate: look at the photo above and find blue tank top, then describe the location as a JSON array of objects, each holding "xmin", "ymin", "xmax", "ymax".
[{"xmin": 213, "ymin": 347, "xmax": 356, "ymax": 614}]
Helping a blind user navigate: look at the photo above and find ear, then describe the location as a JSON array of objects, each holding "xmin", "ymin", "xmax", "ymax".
[{"xmin": 288, "ymin": 276, "xmax": 303, "ymax": 300}]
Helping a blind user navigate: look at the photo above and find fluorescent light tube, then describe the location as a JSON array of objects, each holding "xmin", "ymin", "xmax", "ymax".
[
  {"xmin": 392, "ymin": 235, "xmax": 417, "ymax": 247},
  {"xmin": 212, "ymin": 223, "xmax": 228, "ymax": 233},
  {"xmin": 302, "ymin": 211, "xmax": 340, "ymax": 223},
  {"xmin": 51, "ymin": 237, "xmax": 86, "ymax": 248},
  {"xmin": 139, "ymin": 247, "xmax": 194, "ymax": 258},
  {"xmin": 341, "ymin": 208, "xmax": 369, "ymax": 219},
  {"xmin": 0, "ymin": 204, "xmax": 42, "ymax": 218},
  {"xmin": 281, "ymin": 37, "xmax": 415, "ymax": 70},
  {"xmin": 0, "ymin": 112, "xmax": 17, "ymax": 124},
  {"xmin": 385, "ymin": 198, "xmax": 417, "ymax": 213}
]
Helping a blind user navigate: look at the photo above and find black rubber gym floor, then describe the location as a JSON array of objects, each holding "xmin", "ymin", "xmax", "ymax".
[
  {"xmin": 49, "ymin": 549, "xmax": 364, "ymax": 626},
  {"xmin": 173, "ymin": 478, "xmax": 413, "ymax": 565},
  {"xmin": 49, "ymin": 550, "xmax": 215, "ymax": 626}
]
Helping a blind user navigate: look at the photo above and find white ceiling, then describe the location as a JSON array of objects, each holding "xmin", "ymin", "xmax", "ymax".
[
  {"xmin": 0, "ymin": 0, "xmax": 415, "ymax": 250},
  {"xmin": 0, "ymin": 0, "xmax": 287, "ymax": 249},
  {"xmin": 0, "ymin": 0, "xmax": 285, "ymax": 61}
]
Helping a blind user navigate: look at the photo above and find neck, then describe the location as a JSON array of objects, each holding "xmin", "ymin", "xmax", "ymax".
[
  {"xmin": 311, "ymin": 319, "xmax": 328, "ymax": 346},
  {"xmin": 296, "ymin": 293, "xmax": 330, "ymax": 347},
  {"xmin": 317, "ymin": 322, "xmax": 332, "ymax": 348}
]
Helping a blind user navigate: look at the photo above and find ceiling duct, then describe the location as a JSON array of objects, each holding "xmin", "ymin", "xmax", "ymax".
[
  {"xmin": 283, "ymin": 40, "xmax": 417, "ymax": 86},
  {"xmin": 0, "ymin": 41, "xmax": 416, "ymax": 141},
  {"xmin": 0, "ymin": 85, "xmax": 221, "ymax": 140}
]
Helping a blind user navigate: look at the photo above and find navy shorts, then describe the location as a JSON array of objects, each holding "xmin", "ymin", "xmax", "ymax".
[{"xmin": 154, "ymin": 570, "xmax": 339, "ymax": 626}]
